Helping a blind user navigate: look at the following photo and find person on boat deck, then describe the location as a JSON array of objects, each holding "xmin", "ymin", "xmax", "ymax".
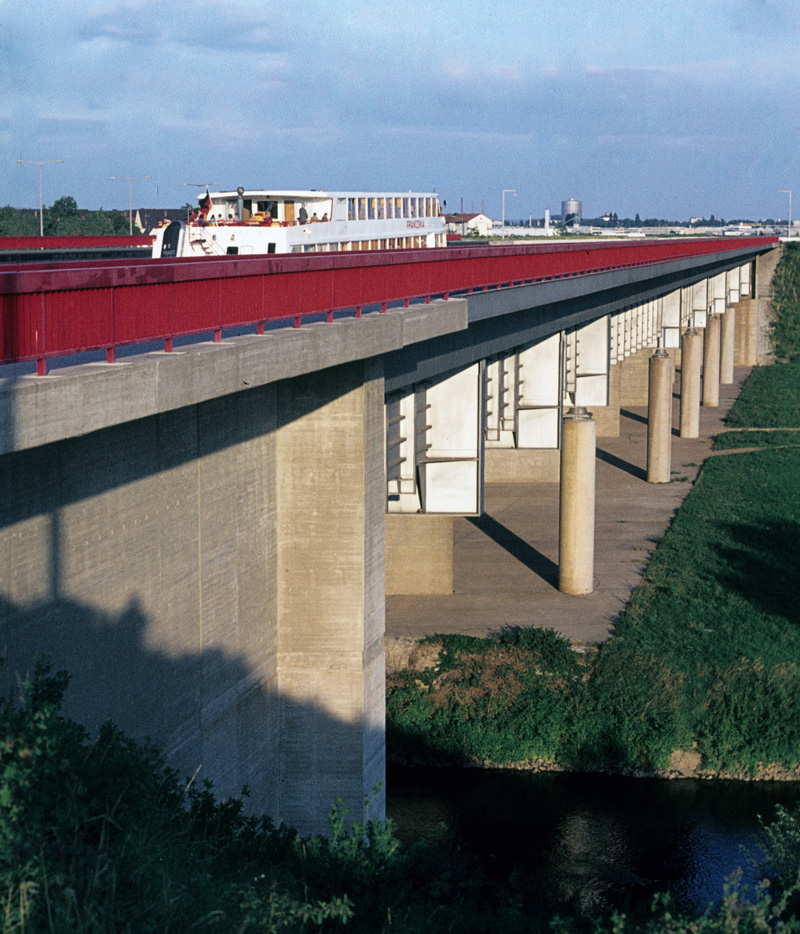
[
  {"xmin": 298, "ymin": 203, "xmax": 309, "ymax": 225},
  {"xmin": 321, "ymin": 213, "xmax": 329, "ymax": 222},
  {"xmin": 311, "ymin": 212, "xmax": 319, "ymax": 223}
]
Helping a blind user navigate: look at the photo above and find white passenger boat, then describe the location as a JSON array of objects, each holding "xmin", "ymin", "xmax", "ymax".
[{"xmin": 152, "ymin": 187, "xmax": 447, "ymax": 258}]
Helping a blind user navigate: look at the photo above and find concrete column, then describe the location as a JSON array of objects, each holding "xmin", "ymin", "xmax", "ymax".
[
  {"xmin": 702, "ymin": 314, "xmax": 721, "ymax": 407},
  {"xmin": 594, "ymin": 362, "xmax": 620, "ymax": 439},
  {"xmin": 720, "ymin": 305, "xmax": 736, "ymax": 384},
  {"xmin": 734, "ymin": 298, "xmax": 757, "ymax": 366},
  {"xmin": 619, "ymin": 348, "xmax": 652, "ymax": 406},
  {"xmin": 647, "ymin": 348, "xmax": 673, "ymax": 483},
  {"xmin": 276, "ymin": 360, "xmax": 385, "ymax": 836},
  {"xmin": 679, "ymin": 328, "xmax": 702, "ymax": 438},
  {"xmin": 559, "ymin": 407, "xmax": 596, "ymax": 595}
]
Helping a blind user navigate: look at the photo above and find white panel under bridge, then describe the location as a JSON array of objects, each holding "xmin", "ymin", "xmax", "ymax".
[{"xmin": 386, "ymin": 362, "xmax": 483, "ymax": 516}]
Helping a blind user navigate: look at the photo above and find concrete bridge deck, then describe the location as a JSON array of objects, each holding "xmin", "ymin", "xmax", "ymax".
[{"xmin": 386, "ymin": 366, "xmax": 748, "ymax": 649}]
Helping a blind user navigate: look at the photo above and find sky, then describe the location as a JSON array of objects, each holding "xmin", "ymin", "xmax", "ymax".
[{"xmin": 1, "ymin": 0, "xmax": 798, "ymax": 222}]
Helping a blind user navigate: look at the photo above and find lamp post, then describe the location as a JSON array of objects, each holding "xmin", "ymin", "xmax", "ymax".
[
  {"xmin": 110, "ymin": 175, "xmax": 151, "ymax": 235},
  {"xmin": 779, "ymin": 190, "xmax": 792, "ymax": 238},
  {"xmin": 17, "ymin": 159, "xmax": 64, "ymax": 236},
  {"xmin": 502, "ymin": 189, "xmax": 516, "ymax": 240}
]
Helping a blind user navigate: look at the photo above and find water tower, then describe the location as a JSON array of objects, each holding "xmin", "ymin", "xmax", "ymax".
[{"xmin": 561, "ymin": 198, "xmax": 582, "ymax": 224}]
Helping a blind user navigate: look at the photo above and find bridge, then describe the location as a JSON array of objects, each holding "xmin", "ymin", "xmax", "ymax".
[{"xmin": 0, "ymin": 236, "xmax": 779, "ymax": 835}]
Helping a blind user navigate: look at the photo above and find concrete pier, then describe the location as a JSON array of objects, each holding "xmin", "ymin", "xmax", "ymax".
[
  {"xmin": 679, "ymin": 328, "xmax": 702, "ymax": 438},
  {"xmin": 646, "ymin": 348, "xmax": 673, "ymax": 483},
  {"xmin": 720, "ymin": 306, "xmax": 736, "ymax": 385},
  {"xmin": 702, "ymin": 314, "xmax": 721, "ymax": 407},
  {"xmin": 558, "ymin": 408, "xmax": 596, "ymax": 595}
]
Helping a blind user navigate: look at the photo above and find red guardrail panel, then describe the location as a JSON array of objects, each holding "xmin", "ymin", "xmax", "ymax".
[
  {"xmin": 358, "ymin": 263, "xmax": 390, "ymax": 306},
  {"xmin": 1, "ymin": 293, "xmax": 40, "ymax": 360},
  {"xmin": 0, "ymin": 237, "xmax": 780, "ymax": 366},
  {"xmin": 297, "ymin": 267, "xmax": 335, "ymax": 317},
  {"xmin": 45, "ymin": 288, "xmax": 114, "ymax": 355},
  {"xmin": 263, "ymin": 271, "xmax": 302, "ymax": 321},
  {"xmin": 113, "ymin": 283, "xmax": 173, "ymax": 344},
  {"xmin": 171, "ymin": 278, "xmax": 222, "ymax": 335},
  {"xmin": 220, "ymin": 274, "xmax": 266, "ymax": 327}
]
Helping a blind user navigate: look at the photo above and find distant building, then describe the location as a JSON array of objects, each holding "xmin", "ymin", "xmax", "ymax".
[{"xmin": 444, "ymin": 212, "xmax": 493, "ymax": 238}]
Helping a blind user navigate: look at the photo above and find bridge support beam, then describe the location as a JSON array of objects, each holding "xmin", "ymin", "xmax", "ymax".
[
  {"xmin": 1, "ymin": 355, "xmax": 388, "ymax": 841},
  {"xmin": 275, "ymin": 361, "xmax": 386, "ymax": 835},
  {"xmin": 647, "ymin": 348, "xmax": 673, "ymax": 483},
  {"xmin": 734, "ymin": 298, "xmax": 758, "ymax": 366},
  {"xmin": 720, "ymin": 305, "xmax": 736, "ymax": 385},
  {"xmin": 679, "ymin": 328, "xmax": 702, "ymax": 438},
  {"xmin": 702, "ymin": 314, "xmax": 721, "ymax": 407},
  {"xmin": 558, "ymin": 407, "xmax": 596, "ymax": 595}
]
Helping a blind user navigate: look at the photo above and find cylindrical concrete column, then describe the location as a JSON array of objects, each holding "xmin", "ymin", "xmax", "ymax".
[
  {"xmin": 647, "ymin": 348, "xmax": 673, "ymax": 483},
  {"xmin": 559, "ymin": 407, "xmax": 596, "ymax": 594},
  {"xmin": 679, "ymin": 328, "xmax": 702, "ymax": 438},
  {"xmin": 720, "ymin": 305, "xmax": 736, "ymax": 384},
  {"xmin": 702, "ymin": 314, "xmax": 721, "ymax": 407}
]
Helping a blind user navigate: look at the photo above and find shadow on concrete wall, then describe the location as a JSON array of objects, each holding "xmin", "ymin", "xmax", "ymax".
[
  {"xmin": 0, "ymin": 378, "xmax": 383, "ymax": 837},
  {"xmin": 0, "ymin": 585, "xmax": 383, "ymax": 837}
]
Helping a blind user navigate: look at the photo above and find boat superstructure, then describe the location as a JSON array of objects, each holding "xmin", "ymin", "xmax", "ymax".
[{"xmin": 152, "ymin": 188, "xmax": 446, "ymax": 258}]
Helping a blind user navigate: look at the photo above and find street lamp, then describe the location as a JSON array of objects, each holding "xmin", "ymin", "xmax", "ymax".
[
  {"xmin": 779, "ymin": 190, "xmax": 792, "ymax": 238},
  {"xmin": 502, "ymin": 189, "xmax": 516, "ymax": 240},
  {"xmin": 17, "ymin": 158, "xmax": 64, "ymax": 236},
  {"xmin": 110, "ymin": 175, "xmax": 152, "ymax": 236}
]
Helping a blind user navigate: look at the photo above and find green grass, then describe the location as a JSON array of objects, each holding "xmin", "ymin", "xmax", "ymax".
[{"xmin": 771, "ymin": 242, "xmax": 800, "ymax": 362}]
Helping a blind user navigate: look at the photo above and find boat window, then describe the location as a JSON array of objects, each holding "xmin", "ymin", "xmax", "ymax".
[
  {"xmin": 257, "ymin": 200, "xmax": 278, "ymax": 219},
  {"xmin": 386, "ymin": 199, "xmax": 393, "ymax": 219},
  {"xmin": 402, "ymin": 198, "xmax": 409, "ymax": 218},
  {"xmin": 348, "ymin": 198, "xmax": 356, "ymax": 221},
  {"xmin": 358, "ymin": 198, "xmax": 367, "ymax": 220},
  {"xmin": 377, "ymin": 198, "xmax": 385, "ymax": 219},
  {"xmin": 368, "ymin": 198, "xmax": 375, "ymax": 220},
  {"xmin": 424, "ymin": 198, "xmax": 431, "ymax": 217},
  {"xmin": 284, "ymin": 201, "xmax": 296, "ymax": 224}
]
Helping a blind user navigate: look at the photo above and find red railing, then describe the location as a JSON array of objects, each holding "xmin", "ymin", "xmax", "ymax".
[
  {"xmin": 0, "ymin": 235, "xmax": 154, "ymax": 251},
  {"xmin": 0, "ymin": 237, "xmax": 777, "ymax": 375}
]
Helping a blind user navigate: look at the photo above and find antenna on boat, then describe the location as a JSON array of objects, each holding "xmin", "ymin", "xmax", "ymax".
[{"xmin": 183, "ymin": 182, "xmax": 218, "ymax": 202}]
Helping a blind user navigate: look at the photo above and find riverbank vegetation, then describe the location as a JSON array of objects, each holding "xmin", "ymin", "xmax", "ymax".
[
  {"xmin": 4, "ymin": 659, "xmax": 800, "ymax": 933},
  {"xmin": 388, "ymin": 244, "xmax": 800, "ymax": 780}
]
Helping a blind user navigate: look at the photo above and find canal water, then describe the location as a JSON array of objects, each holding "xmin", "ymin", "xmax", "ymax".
[{"xmin": 387, "ymin": 764, "xmax": 800, "ymax": 922}]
